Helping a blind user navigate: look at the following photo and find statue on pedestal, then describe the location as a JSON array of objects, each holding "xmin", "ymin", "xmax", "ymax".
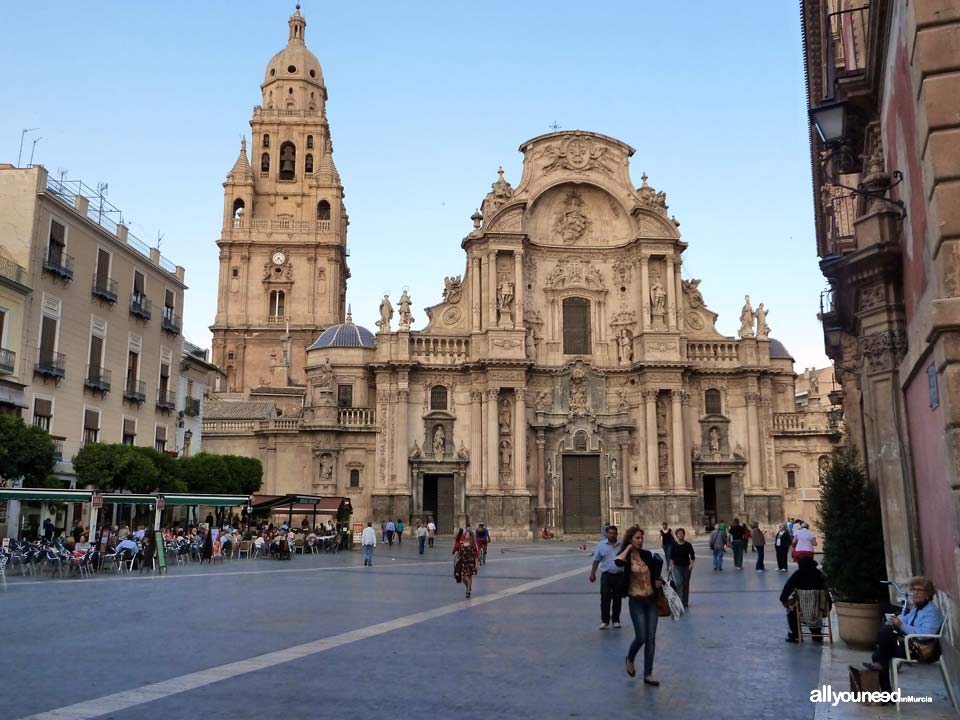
[
  {"xmin": 617, "ymin": 329, "xmax": 633, "ymax": 365},
  {"xmin": 650, "ymin": 278, "xmax": 667, "ymax": 315},
  {"xmin": 398, "ymin": 290, "xmax": 413, "ymax": 330},
  {"xmin": 738, "ymin": 295, "xmax": 756, "ymax": 339},
  {"xmin": 756, "ymin": 303, "xmax": 770, "ymax": 339},
  {"xmin": 377, "ymin": 293, "xmax": 394, "ymax": 332},
  {"xmin": 433, "ymin": 426, "xmax": 445, "ymax": 458}
]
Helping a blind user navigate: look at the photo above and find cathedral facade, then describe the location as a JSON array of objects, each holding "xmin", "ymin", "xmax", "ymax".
[{"xmin": 204, "ymin": 8, "xmax": 837, "ymax": 537}]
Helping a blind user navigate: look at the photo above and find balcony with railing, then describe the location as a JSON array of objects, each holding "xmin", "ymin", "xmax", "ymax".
[
  {"xmin": 827, "ymin": 3, "xmax": 870, "ymax": 77},
  {"xmin": 84, "ymin": 365, "xmax": 111, "ymax": 394},
  {"xmin": 686, "ymin": 341, "xmax": 739, "ymax": 364},
  {"xmin": 43, "ymin": 248, "xmax": 74, "ymax": 282},
  {"xmin": 123, "ymin": 379, "xmax": 146, "ymax": 403},
  {"xmin": 91, "ymin": 274, "xmax": 118, "ymax": 303},
  {"xmin": 202, "ymin": 419, "xmax": 257, "ymax": 434},
  {"xmin": 184, "ymin": 397, "xmax": 201, "ymax": 416},
  {"xmin": 51, "ymin": 436, "xmax": 65, "ymax": 462},
  {"xmin": 266, "ymin": 315, "xmax": 288, "ymax": 324},
  {"xmin": 34, "ymin": 350, "xmax": 66, "ymax": 380},
  {"xmin": 156, "ymin": 388, "xmax": 176, "ymax": 411},
  {"xmin": 772, "ymin": 411, "xmax": 835, "ymax": 434},
  {"xmin": 337, "ymin": 407, "xmax": 376, "ymax": 428},
  {"xmin": 410, "ymin": 336, "xmax": 469, "ymax": 365},
  {"xmin": 229, "ymin": 218, "xmax": 334, "ymax": 234},
  {"xmin": 0, "ymin": 348, "xmax": 14, "ymax": 375},
  {"xmin": 0, "ymin": 256, "xmax": 29, "ymax": 290},
  {"xmin": 130, "ymin": 292, "xmax": 152, "ymax": 321},
  {"xmin": 256, "ymin": 418, "xmax": 302, "ymax": 432},
  {"xmin": 162, "ymin": 308, "xmax": 181, "ymax": 335}
]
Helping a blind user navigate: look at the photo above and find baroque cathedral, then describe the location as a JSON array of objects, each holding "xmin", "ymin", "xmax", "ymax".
[{"xmin": 205, "ymin": 7, "xmax": 837, "ymax": 537}]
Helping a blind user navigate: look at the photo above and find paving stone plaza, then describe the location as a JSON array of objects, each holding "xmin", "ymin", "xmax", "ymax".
[{"xmin": 2, "ymin": 539, "xmax": 947, "ymax": 720}]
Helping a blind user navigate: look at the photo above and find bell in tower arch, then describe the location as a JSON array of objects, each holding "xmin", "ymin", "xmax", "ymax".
[{"xmin": 279, "ymin": 142, "xmax": 296, "ymax": 180}]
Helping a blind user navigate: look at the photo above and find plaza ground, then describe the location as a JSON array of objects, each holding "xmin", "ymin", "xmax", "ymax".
[{"xmin": 1, "ymin": 540, "xmax": 953, "ymax": 719}]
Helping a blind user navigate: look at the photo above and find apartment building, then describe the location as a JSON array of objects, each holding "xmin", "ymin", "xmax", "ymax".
[
  {"xmin": 177, "ymin": 340, "xmax": 224, "ymax": 457},
  {"xmin": 0, "ymin": 164, "xmax": 186, "ymax": 483}
]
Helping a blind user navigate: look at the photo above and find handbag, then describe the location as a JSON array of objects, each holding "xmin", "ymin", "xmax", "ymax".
[
  {"xmin": 454, "ymin": 558, "xmax": 463, "ymax": 584},
  {"xmin": 908, "ymin": 637, "xmax": 942, "ymax": 664},
  {"xmin": 655, "ymin": 586, "xmax": 671, "ymax": 617}
]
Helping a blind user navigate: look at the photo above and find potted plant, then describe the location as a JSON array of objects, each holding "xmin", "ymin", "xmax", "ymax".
[{"xmin": 817, "ymin": 448, "xmax": 886, "ymax": 647}]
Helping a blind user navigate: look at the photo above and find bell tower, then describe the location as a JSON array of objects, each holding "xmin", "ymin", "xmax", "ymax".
[{"xmin": 211, "ymin": 5, "xmax": 348, "ymax": 391}]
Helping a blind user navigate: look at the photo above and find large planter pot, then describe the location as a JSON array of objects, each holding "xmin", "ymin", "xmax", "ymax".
[{"xmin": 835, "ymin": 601, "xmax": 882, "ymax": 648}]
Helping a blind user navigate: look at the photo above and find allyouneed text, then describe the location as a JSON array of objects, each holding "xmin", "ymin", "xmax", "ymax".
[{"xmin": 810, "ymin": 686, "xmax": 932, "ymax": 706}]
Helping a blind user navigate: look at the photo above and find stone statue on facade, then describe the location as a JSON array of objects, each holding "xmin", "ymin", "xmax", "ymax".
[
  {"xmin": 433, "ymin": 425, "xmax": 445, "ymax": 458},
  {"xmin": 443, "ymin": 275, "xmax": 463, "ymax": 304},
  {"xmin": 806, "ymin": 367, "xmax": 820, "ymax": 396},
  {"xmin": 496, "ymin": 279, "xmax": 514, "ymax": 325},
  {"xmin": 457, "ymin": 441, "xmax": 469, "ymax": 460},
  {"xmin": 499, "ymin": 438, "xmax": 512, "ymax": 470},
  {"xmin": 409, "ymin": 441, "xmax": 421, "ymax": 459},
  {"xmin": 616, "ymin": 389, "xmax": 630, "ymax": 413},
  {"xmin": 709, "ymin": 427, "xmax": 721, "ymax": 453},
  {"xmin": 316, "ymin": 357, "xmax": 333, "ymax": 388},
  {"xmin": 498, "ymin": 398, "xmax": 512, "ymax": 435},
  {"xmin": 377, "ymin": 293, "xmax": 394, "ymax": 332},
  {"xmin": 610, "ymin": 458, "xmax": 618, "ymax": 478},
  {"xmin": 756, "ymin": 303, "xmax": 770, "ymax": 339},
  {"xmin": 319, "ymin": 456, "xmax": 334, "ymax": 482},
  {"xmin": 650, "ymin": 277, "xmax": 667, "ymax": 314},
  {"xmin": 617, "ymin": 329, "xmax": 633, "ymax": 365},
  {"xmin": 535, "ymin": 391, "xmax": 551, "ymax": 413},
  {"xmin": 398, "ymin": 290, "xmax": 413, "ymax": 330},
  {"xmin": 738, "ymin": 295, "xmax": 756, "ymax": 339},
  {"xmin": 682, "ymin": 278, "xmax": 705, "ymax": 309}
]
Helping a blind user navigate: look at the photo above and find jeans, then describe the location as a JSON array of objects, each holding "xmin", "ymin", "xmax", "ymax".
[
  {"xmin": 663, "ymin": 543, "xmax": 673, "ymax": 567},
  {"xmin": 627, "ymin": 597, "xmax": 659, "ymax": 677},
  {"xmin": 418, "ymin": 536, "xmax": 426, "ymax": 554},
  {"xmin": 599, "ymin": 572, "xmax": 623, "ymax": 624},
  {"xmin": 671, "ymin": 565, "xmax": 691, "ymax": 607},
  {"xmin": 732, "ymin": 540, "xmax": 745, "ymax": 568},
  {"xmin": 428, "ymin": 535, "xmax": 434, "ymax": 548},
  {"xmin": 386, "ymin": 530, "xmax": 394, "ymax": 546},
  {"xmin": 396, "ymin": 531, "xmax": 402, "ymax": 545},
  {"xmin": 363, "ymin": 544, "xmax": 374, "ymax": 565},
  {"xmin": 755, "ymin": 546, "xmax": 765, "ymax": 570},
  {"xmin": 712, "ymin": 547, "xmax": 724, "ymax": 570}
]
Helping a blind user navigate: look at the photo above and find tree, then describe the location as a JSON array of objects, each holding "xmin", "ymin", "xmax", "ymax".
[
  {"xmin": 0, "ymin": 415, "xmax": 59, "ymax": 488},
  {"xmin": 73, "ymin": 443, "xmax": 159, "ymax": 493},
  {"xmin": 178, "ymin": 453, "xmax": 235, "ymax": 494},
  {"xmin": 135, "ymin": 447, "xmax": 186, "ymax": 493},
  {"xmin": 817, "ymin": 448, "xmax": 886, "ymax": 603},
  {"xmin": 222, "ymin": 455, "xmax": 263, "ymax": 495}
]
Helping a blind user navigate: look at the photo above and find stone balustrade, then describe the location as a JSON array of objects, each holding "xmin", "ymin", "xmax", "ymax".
[
  {"xmin": 257, "ymin": 418, "xmax": 302, "ymax": 432},
  {"xmin": 686, "ymin": 341, "xmax": 739, "ymax": 363},
  {"xmin": 338, "ymin": 408, "xmax": 376, "ymax": 427},
  {"xmin": 229, "ymin": 218, "xmax": 332, "ymax": 233},
  {"xmin": 202, "ymin": 420, "xmax": 257, "ymax": 433},
  {"xmin": 410, "ymin": 336, "xmax": 469, "ymax": 365},
  {"xmin": 772, "ymin": 412, "xmax": 833, "ymax": 433}
]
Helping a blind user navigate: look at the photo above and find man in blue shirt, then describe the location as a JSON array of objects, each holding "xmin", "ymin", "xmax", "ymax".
[
  {"xmin": 385, "ymin": 520, "xmax": 395, "ymax": 546},
  {"xmin": 589, "ymin": 525, "xmax": 623, "ymax": 629},
  {"xmin": 864, "ymin": 576, "xmax": 944, "ymax": 693}
]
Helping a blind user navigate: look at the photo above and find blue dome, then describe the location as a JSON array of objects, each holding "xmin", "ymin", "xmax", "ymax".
[
  {"xmin": 768, "ymin": 338, "xmax": 793, "ymax": 360},
  {"xmin": 308, "ymin": 319, "xmax": 375, "ymax": 350}
]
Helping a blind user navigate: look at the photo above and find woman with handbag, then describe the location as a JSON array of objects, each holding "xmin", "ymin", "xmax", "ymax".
[
  {"xmin": 456, "ymin": 530, "xmax": 479, "ymax": 598},
  {"xmin": 614, "ymin": 526, "xmax": 664, "ymax": 686}
]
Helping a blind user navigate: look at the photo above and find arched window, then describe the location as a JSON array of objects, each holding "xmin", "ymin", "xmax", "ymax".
[
  {"xmin": 704, "ymin": 388, "xmax": 722, "ymax": 415},
  {"xmin": 232, "ymin": 198, "xmax": 245, "ymax": 219},
  {"xmin": 562, "ymin": 297, "xmax": 591, "ymax": 354},
  {"xmin": 305, "ymin": 154, "xmax": 313, "ymax": 173},
  {"xmin": 262, "ymin": 134, "xmax": 270, "ymax": 149},
  {"xmin": 787, "ymin": 470, "xmax": 797, "ymax": 489},
  {"xmin": 350, "ymin": 469, "xmax": 360, "ymax": 488},
  {"xmin": 279, "ymin": 142, "xmax": 296, "ymax": 180},
  {"xmin": 317, "ymin": 200, "xmax": 331, "ymax": 221},
  {"xmin": 269, "ymin": 290, "xmax": 285, "ymax": 319},
  {"xmin": 306, "ymin": 135, "xmax": 314, "ymax": 149},
  {"xmin": 261, "ymin": 153, "xmax": 270, "ymax": 173},
  {"xmin": 430, "ymin": 385, "xmax": 448, "ymax": 411}
]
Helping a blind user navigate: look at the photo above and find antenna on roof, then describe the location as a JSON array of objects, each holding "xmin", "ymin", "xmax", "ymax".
[
  {"xmin": 156, "ymin": 231, "xmax": 164, "ymax": 250},
  {"xmin": 56, "ymin": 167, "xmax": 68, "ymax": 184},
  {"xmin": 549, "ymin": 121, "xmax": 561, "ymax": 131}
]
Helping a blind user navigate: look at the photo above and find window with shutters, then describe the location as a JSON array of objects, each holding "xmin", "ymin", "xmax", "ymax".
[
  {"xmin": 126, "ymin": 350, "xmax": 140, "ymax": 391},
  {"xmin": 158, "ymin": 361, "xmax": 170, "ymax": 404},
  {"xmin": 350, "ymin": 469, "xmax": 360, "ymax": 488},
  {"xmin": 155, "ymin": 425, "xmax": 167, "ymax": 453},
  {"xmin": 787, "ymin": 470, "xmax": 797, "ymax": 489},
  {"xmin": 83, "ymin": 408, "xmax": 100, "ymax": 446},
  {"xmin": 704, "ymin": 388, "xmax": 722, "ymax": 415},
  {"xmin": 269, "ymin": 290, "xmax": 285, "ymax": 319},
  {"xmin": 39, "ymin": 315, "xmax": 58, "ymax": 365},
  {"xmin": 122, "ymin": 417, "xmax": 136, "ymax": 445},
  {"xmin": 562, "ymin": 297, "xmax": 591, "ymax": 354},
  {"xmin": 33, "ymin": 398, "xmax": 53, "ymax": 432},
  {"xmin": 48, "ymin": 220, "xmax": 66, "ymax": 264},
  {"xmin": 430, "ymin": 385, "xmax": 448, "ymax": 411}
]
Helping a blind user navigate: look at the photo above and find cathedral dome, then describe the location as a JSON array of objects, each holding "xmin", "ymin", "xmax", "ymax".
[
  {"xmin": 308, "ymin": 314, "xmax": 374, "ymax": 350},
  {"xmin": 263, "ymin": 6, "xmax": 325, "ymax": 88},
  {"xmin": 768, "ymin": 338, "xmax": 794, "ymax": 360}
]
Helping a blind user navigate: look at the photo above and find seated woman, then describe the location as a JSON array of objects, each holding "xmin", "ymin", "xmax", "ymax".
[
  {"xmin": 541, "ymin": 527, "xmax": 555, "ymax": 540},
  {"xmin": 863, "ymin": 576, "xmax": 943, "ymax": 692}
]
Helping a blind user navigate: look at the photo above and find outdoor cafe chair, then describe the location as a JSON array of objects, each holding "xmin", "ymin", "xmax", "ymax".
[
  {"xmin": 44, "ymin": 549, "xmax": 65, "ymax": 579},
  {"xmin": 0, "ymin": 553, "xmax": 7, "ymax": 591},
  {"xmin": 891, "ymin": 598, "xmax": 959, "ymax": 713},
  {"xmin": 237, "ymin": 540, "xmax": 253, "ymax": 559}
]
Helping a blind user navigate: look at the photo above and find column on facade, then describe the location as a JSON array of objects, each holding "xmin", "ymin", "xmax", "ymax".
[
  {"xmin": 307, "ymin": 256, "xmax": 316, "ymax": 319},
  {"xmin": 681, "ymin": 391, "xmax": 693, "ymax": 489},
  {"xmin": 619, "ymin": 441, "xmax": 631, "ymax": 506},
  {"xmin": 745, "ymin": 391, "xmax": 762, "ymax": 489},
  {"xmin": 514, "ymin": 389, "xmax": 527, "ymax": 493},
  {"xmin": 471, "ymin": 256, "xmax": 481, "ymax": 331},
  {"xmin": 479, "ymin": 254, "xmax": 489, "ymax": 330},
  {"xmin": 239, "ymin": 253, "xmax": 249, "ymax": 316},
  {"xmin": 470, "ymin": 390, "xmax": 482, "ymax": 490},
  {"xmin": 395, "ymin": 388, "xmax": 409, "ymax": 493},
  {"xmin": 639, "ymin": 255, "xmax": 651, "ymax": 332},
  {"xmin": 665, "ymin": 255, "xmax": 677, "ymax": 331},
  {"xmin": 674, "ymin": 256, "xmax": 685, "ymax": 332},
  {"xmin": 670, "ymin": 390, "xmax": 684, "ymax": 490},
  {"xmin": 644, "ymin": 389, "xmax": 658, "ymax": 489},
  {"xmin": 514, "ymin": 250, "xmax": 524, "ymax": 326},
  {"xmin": 486, "ymin": 387, "xmax": 499, "ymax": 490},
  {"xmin": 488, "ymin": 251, "xmax": 498, "ymax": 329},
  {"xmin": 536, "ymin": 432, "xmax": 546, "ymax": 509}
]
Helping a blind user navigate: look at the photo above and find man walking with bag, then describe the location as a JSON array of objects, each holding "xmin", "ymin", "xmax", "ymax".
[{"xmin": 589, "ymin": 525, "xmax": 623, "ymax": 630}]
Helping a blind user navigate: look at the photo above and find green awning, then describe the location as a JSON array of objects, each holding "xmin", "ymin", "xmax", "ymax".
[
  {"xmin": 159, "ymin": 494, "xmax": 250, "ymax": 507},
  {"xmin": 100, "ymin": 494, "xmax": 158, "ymax": 505},
  {"xmin": 0, "ymin": 488, "xmax": 93, "ymax": 503}
]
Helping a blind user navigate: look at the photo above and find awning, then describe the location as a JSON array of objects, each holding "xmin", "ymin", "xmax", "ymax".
[
  {"xmin": 159, "ymin": 494, "xmax": 250, "ymax": 507},
  {"xmin": 101, "ymin": 494, "xmax": 158, "ymax": 505},
  {"xmin": 250, "ymin": 494, "xmax": 345, "ymax": 514},
  {"xmin": 0, "ymin": 385, "xmax": 28, "ymax": 408},
  {"xmin": 0, "ymin": 488, "xmax": 92, "ymax": 503}
]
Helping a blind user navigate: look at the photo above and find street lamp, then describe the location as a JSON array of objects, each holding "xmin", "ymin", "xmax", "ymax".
[{"xmin": 809, "ymin": 100, "xmax": 848, "ymax": 145}]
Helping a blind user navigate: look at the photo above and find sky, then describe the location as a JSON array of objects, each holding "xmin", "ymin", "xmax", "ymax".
[{"xmin": 1, "ymin": 1, "xmax": 830, "ymax": 371}]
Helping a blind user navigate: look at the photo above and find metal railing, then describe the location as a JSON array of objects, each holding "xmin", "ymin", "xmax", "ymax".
[
  {"xmin": 91, "ymin": 274, "xmax": 118, "ymax": 303},
  {"xmin": 156, "ymin": 388, "xmax": 175, "ymax": 410},
  {"xmin": 162, "ymin": 309, "xmax": 181, "ymax": 335},
  {"xmin": 0, "ymin": 348, "xmax": 14, "ymax": 374},
  {"xmin": 827, "ymin": 4, "xmax": 870, "ymax": 75},
  {"xmin": 184, "ymin": 397, "xmax": 201, "ymax": 416},
  {"xmin": 43, "ymin": 249, "xmax": 74, "ymax": 281},
  {"xmin": 123, "ymin": 379, "xmax": 146, "ymax": 403},
  {"xmin": 35, "ymin": 350, "xmax": 66, "ymax": 379},
  {"xmin": 183, "ymin": 341, "xmax": 208, "ymax": 361},
  {"xmin": 51, "ymin": 437, "xmax": 65, "ymax": 462},
  {"xmin": 84, "ymin": 365, "xmax": 111, "ymax": 392},
  {"xmin": 130, "ymin": 292, "xmax": 152, "ymax": 320},
  {"xmin": 0, "ymin": 257, "xmax": 28, "ymax": 287}
]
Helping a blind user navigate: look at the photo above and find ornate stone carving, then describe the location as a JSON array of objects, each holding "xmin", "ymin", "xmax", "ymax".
[
  {"xmin": 316, "ymin": 357, "xmax": 333, "ymax": 388},
  {"xmin": 733, "ymin": 443, "xmax": 746, "ymax": 460},
  {"xmin": 498, "ymin": 397, "xmax": 512, "ymax": 436},
  {"xmin": 858, "ymin": 283, "xmax": 885, "ymax": 312},
  {"xmin": 377, "ymin": 293, "xmax": 393, "ymax": 332},
  {"xmin": 642, "ymin": 389, "xmax": 659, "ymax": 402},
  {"xmin": 496, "ymin": 278, "xmax": 515, "ymax": 325},
  {"xmin": 682, "ymin": 278, "xmax": 705, "ymax": 308},
  {"xmin": 541, "ymin": 133, "xmax": 614, "ymax": 175},
  {"xmin": 636, "ymin": 173, "xmax": 669, "ymax": 217},
  {"xmin": 610, "ymin": 310, "xmax": 636, "ymax": 328},
  {"xmin": 744, "ymin": 391, "xmax": 761, "ymax": 405},
  {"xmin": 738, "ymin": 295, "xmax": 755, "ymax": 339},
  {"xmin": 482, "ymin": 166, "xmax": 514, "ymax": 217},
  {"xmin": 442, "ymin": 307, "xmax": 462, "ymax": 325},
  {"xmin": 708, "ymin": 427, "xmax": 720, "ymax": 453},
  {"xmin": 568, "ymin": 364, "xmax": 593, "ymax": 418},
  {"xmin": 617, "ymin": 329, "xmax": 633, "ymax": 365},
  {"xmin": 615, "ymin": 389, "xmax": 630, "ymax": 413},
  {"xmin": 398, "ymin": 290, "xmax": 413, "ymax": 330},
  {"xmin": 546, "ymin": 259, "xmax": 604, "ymax": 290},
  {"xmin": 658, "ymin": 441, "xmax": 669, "ymax": 485},
  {"xmin": 756, "ymin": 303, "xmax": 770, "ymax": 339},
  {"xmin": 650, "ymin": 275, "xmax": 667, "ymax": 315},
  {"xmin": 612, "ymin": 257, "xmax": 632, "ymax": 285},
  {"xmin": 492, "ymin": 339, "xmax": 521, "ymax": 349},
  {"xmin": 409, "ymin": 441, "xmax": 421, "ymax": 459},
  {"xmin": 860, "ymin": 330, "xmax": 907, "ymax": 373},
  {"xmin": 443, "ymin": 275, "xmax": 463, "ymax": 304},
  {"xmin": 535, "ymin": 391, "xmax": 551, "ymax": 413},
  {"xmin": 686, "ymin": 312, "xmax": 705, "ymax": 330},
  {"xmin": 552, "ymin": 189, "xmax": 591, "ymax": 245},
  {"xmin": 432, "ymin": 424, "xmax": 445, "ymax": 459},
  {"xmin": 457, "ymin": 441, "xmax": 469, "ymax": 460}
]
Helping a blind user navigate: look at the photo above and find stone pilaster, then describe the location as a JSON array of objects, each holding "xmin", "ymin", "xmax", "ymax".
[
  {"xmin": 487, "ymin": 252, "xmax": 497, "ymax": 332},
  {"xmin": 486, "ymin": 387, "xmax": 499, "ymax": 491},
  {"xmin": 514, "ymin": 250, "xmax": 524, "ymax": 325},
  {"xmin": 469, "ymin": 389, "xmax": 482, "ymax": 490},
  {"xmin": 670, "ymin": 389, "xmax": 684, "ymax": 490},
  {"xmin": 640, "ymin": 254, "xmax": 651, "ymax": 332},
  {"xmin": 514, "ymin": 389, "xmax": 527, "ymax": 493},
  {"xmin": 619, "ymin": 441, "xmax": 631, "ymax": 506},
  {"xmin": 471, "ymin": 256, "xmax": 481, "ymax": 331},
  {"xmin": 536, "ymin": 432, "xmax": 546, "ymax": 511},
  {"xmin": 666, "ymin": 255, "xmax": 677, "ymax": 331},
  {"xmin": 675, "ymin": 257, "xmax": 685, "ymax": 332},
  {"xmin": 745, "ymin": 390, "xmax": 762, "ymax": 489},
  {"xmin": 643, "ymin": 389, "xmax": 658, "ymax": 489},
  {"xmin": 395, "ymin": 386, "xmax": 409, "ymax": 493}
]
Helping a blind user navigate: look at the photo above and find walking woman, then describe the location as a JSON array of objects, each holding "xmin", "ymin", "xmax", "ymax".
[
  {"xmin": 774, "ymin": 523, "xmax": 791, "ymax": 572},
  {"xmin": 456, "ymin": 530, "xmax": 479, "ymax": 598},
  {"xmin": 452, "ymin": 528, "xmax": 465, "ymax": 554},
  {"xmin": 615, "ymin": 526, "xmax": 664, "ymax": 686}
]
